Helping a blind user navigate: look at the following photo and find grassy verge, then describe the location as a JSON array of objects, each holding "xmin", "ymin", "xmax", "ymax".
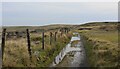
[
  {"xmin": 79, "ymin": 30, "xmax": 118, "ymax": 67},
  {"xmin": 81, "ymin": 35, "xmax": 95, "ymax": 67},
  {"xmin": 3, "ymin": 32, "xmax": 72, "ymax": 67}
]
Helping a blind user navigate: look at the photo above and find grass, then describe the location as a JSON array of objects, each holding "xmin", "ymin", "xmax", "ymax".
[
  {"xmin": 3, "ymin": 31, "xmax": 72, "ymax": 67},
  {"xmin": 3, "ymin": 22, "xmax": 119, "ymax": 67},
  {"xmin": 79, "ymin": 27, "xmax": 118, "ymax": 67},
  {"xmin": 80, "ymin": 36, "xmax": 95, "ymax": 67}
]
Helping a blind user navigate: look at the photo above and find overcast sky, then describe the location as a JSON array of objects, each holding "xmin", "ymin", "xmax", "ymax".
[
  {"xmin": 2, "ymin": 2, "xmax": 118, "ymax": 26},
  {"xmin": 1, "ymin": 0, "xmax": 119, "ymax": 2}
]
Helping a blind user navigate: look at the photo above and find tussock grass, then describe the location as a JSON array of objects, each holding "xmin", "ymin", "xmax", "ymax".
[
  {"xmin": 3, "ymin": 31, "xmax": 72, "ymax": 67},
  {"xmin": 79, "ymin": 23, "xmax": 118, "ymax": 67}
]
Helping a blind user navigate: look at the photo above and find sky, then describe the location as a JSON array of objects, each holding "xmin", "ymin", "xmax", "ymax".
[
  {"xmin": 1, "ymin": 2, "xmax": 118, "ymax": 26},
  {"xmin": 1, "ymin": 0, "xmax": 119, "ymax": 2}
]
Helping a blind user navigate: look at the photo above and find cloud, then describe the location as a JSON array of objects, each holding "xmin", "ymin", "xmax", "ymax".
[{"xmin": 2, "ymin": 2, "xmax": 118, "ymax": 26}]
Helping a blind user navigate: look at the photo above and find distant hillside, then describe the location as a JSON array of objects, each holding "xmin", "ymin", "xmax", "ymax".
[
  {"xmin": 79, "ymin": 22, "xmax": 117, "ymax": 26},
  {"xmin": 2, "ymin": 22, "xmax": 118, "ymax": 32},
  {"xmin": 75, "ymin": 22, "xmax": 118, "ymax": 31},
  {"xmin": 3, "ymin": 24, "xmax": 76, "ymax": 32}
]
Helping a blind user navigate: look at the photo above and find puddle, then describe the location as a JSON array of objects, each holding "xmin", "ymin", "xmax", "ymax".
[{"xmin": 50, "ymin": 33, "xmax": 87, "ymax": 67}]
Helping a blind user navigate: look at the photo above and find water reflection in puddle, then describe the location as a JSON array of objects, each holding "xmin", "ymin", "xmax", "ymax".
[{"xmin": 51, "ymin": 33, "xmax": 87, "ymax": 67}]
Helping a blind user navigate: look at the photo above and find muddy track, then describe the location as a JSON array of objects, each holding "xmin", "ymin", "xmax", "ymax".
[{"xmin": 51, "ymin": 33, "xmax": 88, "ymax": 67}]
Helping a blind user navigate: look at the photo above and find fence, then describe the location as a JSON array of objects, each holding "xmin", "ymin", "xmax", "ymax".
[{"xmin": 1, "ymin": 28, "xmax": 70, "ymax": 62}]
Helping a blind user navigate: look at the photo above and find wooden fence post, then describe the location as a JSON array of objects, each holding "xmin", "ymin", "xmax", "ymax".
[
  {"xmin": 1, "ymin": 28, "xmax": 6, "ymax": 60},
  {"xmin": 42, "ymin": 32, "xmax": 44, "ymax": 50},
  {"xmin": 54, "ymin": 32, "xmax": 57, "ymax": 41},
  {"xmin": 65, "ymin": 29, "xmax": 66, "ymax": 34},
  {"xmin": 60, "ymin": 32, "xmax": 62, "ymax": 37},
  {"xmin": 26, "ymin": 29, "xmax": 32, "ymax": 61},
  {"xmin": 68, "ymin": 28, "xmax": 70, "ymax": 32},
  {"xmin": 66, "ymin": 29, "xmax": 69, "ymax": 33},
  {"xmin": 50, "ymin": 32, "xmax": 52, "ymax": 45},
  {"xmin": 64, "ymin": 29, "xmax": 66, "ymax": 34}
]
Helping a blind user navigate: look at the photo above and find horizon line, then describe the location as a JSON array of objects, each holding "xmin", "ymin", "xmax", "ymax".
[{"xmin": 2, "ymin": 21, "xmax": 118, "ymax": 27}]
